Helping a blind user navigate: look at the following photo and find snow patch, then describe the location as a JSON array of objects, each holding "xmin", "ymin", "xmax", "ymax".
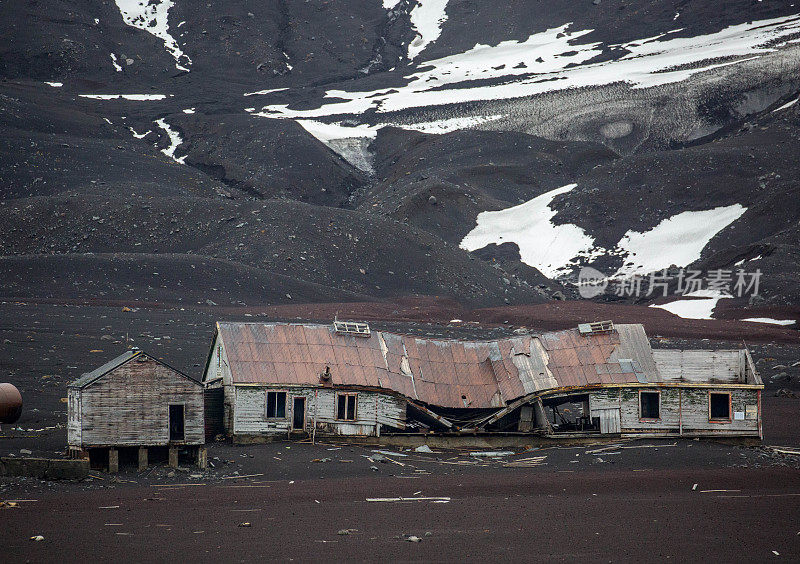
[
  {"xmin": 460, "ymin": 184, "xmax": 596, "ymax": 278},
  {"xmin": 735, "ymin": 254, "xmax": 763, "ymax": 266},
  {"xmin": 398, "ymin": 114, "xmax": 504, "ymax": 133},
  {"xmin": 257, "ymin": 15, "xmax": 800, "ymax": 119},
  {"xmin": 296, "ymin": 120, "xmax": 379, "ymax": 142},
  {"xmin": 614, "ymin": 205, "xmax": 747, "ymax": 277},
  {"xmin": 114, "ymin": 0, "xmax": 191, "ymax": 71},
  {"xmin": 295, "ymin": 121, "xmax": 377, "ymax": 173},
  {"xmin": 110, "ymin": 53, "xmax": 123, "ymax": 72},
  {"xmin": 154, "ymin": 118, "xmax": 186, "ymax": 164},
  {"xmin": 408, "ymin": 0, "xmax": 449, "ymax": 60},
  {"xmin": 459, "ymin": 190, "xmax": 746, "ymax": 280},
  {"xmin": 129, "ymin": 127, "xmax": 151, "ymax": 139},
  {"xmin": 243, "ymin": 88, "xmax": 289, "ymax": 97},
  {"xmin": 773, "ymin": 96, "xmax": 799, "ymax": 112},
  {"xmin": 383, "ymin": 0, "xmax": 402, "ymax": 9},
  {"xmin": 295, "ymin": 114, "xmax": 502, "ymax": 142},
  {"xmin": 650, "ymin": 289, "xmax": 730, "ymax": 320},
  {"xmin": 79, "ymin": 94, "xmax": 168, "ymax": 100},
  {"xmin": 182, "ymin": 108, "xmax": 196, "ymax": 114},
  {"xmin": 44, "ymin": 82, "xmax": 62, "ymax": 87},
  {"xmin": 741, "ymin": 317, "xmax": 796, "ymax": 326}
]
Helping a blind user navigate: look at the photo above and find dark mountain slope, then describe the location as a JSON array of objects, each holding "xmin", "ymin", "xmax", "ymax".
[
  {"xmin": 177, "ymin": 113, "xmax": 368, "ymax": 206},
  {"xmin": 0, "ymin": 194, "xmax": 557, "ymax": 306},
  {"xmin": 2, "ymin": 0, "xmax": 799, "ymax": 319},
  {"xmin": 363, "ymin": 126, "xmax": 618, "ymax": 243}
]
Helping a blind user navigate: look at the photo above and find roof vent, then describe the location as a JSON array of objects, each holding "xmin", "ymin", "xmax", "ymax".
[
  {"xmin": 577, "ymin": 320, "xmax": 614, "ymax": 336},
  {"xmin": 333, "ymin": 320, "xmax": 371, "ymax": 337},
  {"xmin": 320, "ymin": 366, "xmax": 332, "ymax": 382}
]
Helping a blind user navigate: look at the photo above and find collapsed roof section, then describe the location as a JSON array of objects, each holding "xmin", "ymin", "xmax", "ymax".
[{"xmin": 209, "ymin": 321, "xmax": 673, "ymax": 409}]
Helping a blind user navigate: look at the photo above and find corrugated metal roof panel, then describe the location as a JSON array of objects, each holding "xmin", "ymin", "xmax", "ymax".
[{"xmin": 215, "ymin": 323, "xmax": 723, "ymax": 409}]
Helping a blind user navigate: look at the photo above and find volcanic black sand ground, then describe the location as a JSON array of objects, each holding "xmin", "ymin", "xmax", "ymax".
[{"xmin": 0, "ymin": 300, "xmax": 799, "ymax": 561}]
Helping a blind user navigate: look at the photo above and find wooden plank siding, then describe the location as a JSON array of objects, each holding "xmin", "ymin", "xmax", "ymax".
[
  {"xmin": 71, "ymin": 356, "xmax": 204, "ymax": 447},
  {"xmin": 231, "ymin": 385, "xmax": 406, "ymax": 437},
  {"xmin": 652, "ymin": 350, "xmax": 742, "ymax": 383},
  {"xmin": 67, "ymin": 388, "xmax": 81, "ymax": 446},
  {"xmin": 589, "ymin": 386, "xmax": 760, "ymax": 435}
]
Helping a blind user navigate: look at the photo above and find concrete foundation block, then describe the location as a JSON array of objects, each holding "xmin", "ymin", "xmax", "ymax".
[{"xmin": 0, "ymin": 457, "xmax": 89, "ymax": 480}]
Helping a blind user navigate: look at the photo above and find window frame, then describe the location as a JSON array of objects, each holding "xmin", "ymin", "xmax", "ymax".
[
  {"xmin": 638, "ymin": 390, "xmax": 661, "ymax": 422},
  {"xmin": 708, "ymin": 391, "xmax": 732, "ymax": 423},
  {"xmin": 266, "ymin": 390, "xmax": 288, "ymax": 419},
  {"xmin": 335, "ymin": 392, "xmax": 358, "ymax": 421}
]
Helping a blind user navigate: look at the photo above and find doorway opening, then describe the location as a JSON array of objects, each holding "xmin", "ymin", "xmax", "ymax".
[
  {"xmin": 292, "ymin": 397, "xmax": 306, "ymax": 430},
  {"xmin": 169, "ymin": 404, "xmax": 185, "ymax": 441}
]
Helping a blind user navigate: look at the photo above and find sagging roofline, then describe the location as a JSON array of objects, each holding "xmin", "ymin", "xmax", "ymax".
[{"xmin": 227, "ymin": 381, "xmax": 765, "ymax": 391}]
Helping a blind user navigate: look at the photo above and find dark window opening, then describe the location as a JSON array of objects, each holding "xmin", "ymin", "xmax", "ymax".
[
  {"xmin": 169, "ymin": 404, "xmax": 185, "ymax": 441},
  {"xmin": 336, "ymin": 393, "xmax": 357, "ymax": 421},
  {"xmin": 266, "ymin": 391, "xmax": 287, "ymax": 418},
  {"xmin": 640, "ymin": 391, "xmax": 660, "ymax": 419},
  {"xmin": 710, "ymin": 392, "xmax": 731, "ymax": 420}
]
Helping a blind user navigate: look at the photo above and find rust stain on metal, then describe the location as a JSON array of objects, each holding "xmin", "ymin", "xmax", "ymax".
[{"xmin": 215, "ymin": 322, "xmax": 660, "ymax": 409}]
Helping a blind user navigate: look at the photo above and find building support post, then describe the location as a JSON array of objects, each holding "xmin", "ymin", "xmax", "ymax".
[
  {"xmin": 168, "ymin": 446, "xmax": 179, "ymax": 469},
  {"xmin": 138, "ymin": 447, "xmax": 148, "ymax": 471},
  {"xmin": 196, "ymin": 446, "xmax": 207, "ymax": 470},
  {"xmin": 518, "ymin": 405, "xmax": 534, "ymax": 432},
  {"xmin": 108, "ymin": 448, "xmax": 119, "ymax": 473}
]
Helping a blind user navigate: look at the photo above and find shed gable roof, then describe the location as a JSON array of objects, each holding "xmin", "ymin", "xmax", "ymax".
[{"xmin": 69, "ymin": 350, "xmax": 199, "ymax": 389}]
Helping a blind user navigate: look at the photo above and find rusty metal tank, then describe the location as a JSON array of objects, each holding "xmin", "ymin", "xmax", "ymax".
[{"xmin": 0, "ymin": 383, "xmax": 22, "ymax": 424}]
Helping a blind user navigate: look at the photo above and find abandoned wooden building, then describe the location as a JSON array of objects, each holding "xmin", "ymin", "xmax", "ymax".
[
  {"xmin": 68, "ymin": 350, "xmax": 206, "ymax": 471},
  {"xmin": 202, "ymin": 320, "xmax": 763, "ymax": 442}
]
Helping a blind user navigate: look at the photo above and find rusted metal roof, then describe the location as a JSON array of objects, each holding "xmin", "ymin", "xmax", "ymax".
[{"xmin": 215, "ymin": 322, "xmax": 654, "ymax": 409}]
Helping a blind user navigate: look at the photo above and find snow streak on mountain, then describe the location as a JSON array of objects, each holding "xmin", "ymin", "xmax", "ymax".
[{"xmin": 2, "ymin": 0, "xmax": 800, "ymax": 323}]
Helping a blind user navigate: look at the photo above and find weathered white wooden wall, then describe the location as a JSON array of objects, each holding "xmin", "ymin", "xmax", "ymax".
[
  {"xmin": 589, "ymin": 387, "xmax": 759, "ymax": 435},
  {"xmin": 72, "ymin": 357, "xmax": 204, "ymax": 447},
  {"xmin": 67, "ymin": 387, "xmax": 81, "ymax": 446},
  {"xmin": 231, "ymin": 386, "xmax": 406, "ymax": 437},
  {"xmin": 653, "ymin": 350, "xmax": 742, "ymax": 383},
  {"xmin": 203, "ymin": 333, "xmax": 233, "ymax": 386},
  {"xmin": 595, "ymin": 408, "xmax": 621, "ymax": 434}
]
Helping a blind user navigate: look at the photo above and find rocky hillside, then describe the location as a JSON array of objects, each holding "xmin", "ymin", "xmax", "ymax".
[{"xmin": 2, "ymin": 0, "xmax": 799, "ymax": 323}]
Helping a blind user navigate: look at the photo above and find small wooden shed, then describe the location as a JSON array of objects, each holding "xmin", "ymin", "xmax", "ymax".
[{"xmin": 68, "ymin": 350, "xmax": 205, "ymax": 472}]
